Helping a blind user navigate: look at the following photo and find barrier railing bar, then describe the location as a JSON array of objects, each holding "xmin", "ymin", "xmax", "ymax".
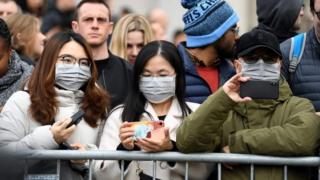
[
  {"xmin": 121, "ymin": 160, "xmax": 124, "ymax": 180},
  {"xmin": 185, "ymin": 161, "xmax": 189, "ymax": 180},
  {"xmin": 218, "ymin": 163, "xmax": 221, "ymax": 180},
  {"xmin": 88, "ymin": 160, "xmax": 92, "ymax": 180},
  {"xmin": 250, "ymin": 164, "xmax": 254, "ymax": 180},
  {"xmin": 153, "ymin": 160, "xmax": 156, "ymax": 180},
  {"xmin": 24, "ymin": 159, "xmax": 28, "ymax": 180},
  {"xmin": 16, "ymin": 150, "xmax": 320, "ymax": 167},
  {"xmin": 57, "ymin": 159, "xmax": 60, "ymax": 180},
  {"xmin": 283, "ymin": 165, "xmax": 287, "ymax": 180}
]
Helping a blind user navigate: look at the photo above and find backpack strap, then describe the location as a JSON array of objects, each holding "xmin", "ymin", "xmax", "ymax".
[
  {"xmin": 95, "ymin": 105, "xmax": 123, "ymax": 147},
  {"xmin": 289, "ymin": 33, "xmax": 306, "ymax": 73},
  {"xmin": 95, "ymin": 117, "xmax": 106, "ymax": 147}
]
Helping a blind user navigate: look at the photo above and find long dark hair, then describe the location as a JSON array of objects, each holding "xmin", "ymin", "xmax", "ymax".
[
  {"xmin": 310, "ymin": 0, "xmax": 315, "ymax": 13},
  {"xmin": 121, "ymin": 40, "xmax": 191, "ymax": 122},
  {"xmin": 28, "ymin": 31, "xmax": 109, "ymax": 127}
]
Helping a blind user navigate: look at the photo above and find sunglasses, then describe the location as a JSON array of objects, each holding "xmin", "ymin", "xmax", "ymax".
[{"xmin": 242, "ymin": 54, "xmax": 278, "ymax": 64}]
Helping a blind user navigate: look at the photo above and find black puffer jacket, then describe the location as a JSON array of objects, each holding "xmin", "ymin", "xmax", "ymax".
[{"xmin": 281, "ymin": 27, "xmax": 320, "ymax": 111}]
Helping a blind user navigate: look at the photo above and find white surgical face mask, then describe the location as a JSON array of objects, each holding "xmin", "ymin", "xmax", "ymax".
[
  {"xmin": 55, "ymin": 64, "xmax": 91, "ymax": 91},
  {"xmin": 241, "ymin": 59, "xmax": 280, "ymax": 81},
  {"xmin": 139, "ymin": 75, "xmax": 176, "ymax": 104}
]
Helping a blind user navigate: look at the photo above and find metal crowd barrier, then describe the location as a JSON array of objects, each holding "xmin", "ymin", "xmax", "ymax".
[{"xmin": 19, "ymin": 150, "xmax": 320, "ymax": 180}]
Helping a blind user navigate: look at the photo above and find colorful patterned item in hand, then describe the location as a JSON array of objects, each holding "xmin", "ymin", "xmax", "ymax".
[{"xmin": 132, "ymin": 121, "xmax": 164, "ymax": 140}]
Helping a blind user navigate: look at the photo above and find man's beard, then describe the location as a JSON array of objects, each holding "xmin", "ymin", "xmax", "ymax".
[{"xmin": 215, "ymin": 44, "xmax": 236, "ymax": 59}]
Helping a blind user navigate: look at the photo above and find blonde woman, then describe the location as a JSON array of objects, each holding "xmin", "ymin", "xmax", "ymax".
[
  {"xmin": 110, "ymin": 14, "xmax": 155, "ymax": 64},
  {"xmin": 4, "ymin": 13, "xmax": 46, "ymax": 65}
]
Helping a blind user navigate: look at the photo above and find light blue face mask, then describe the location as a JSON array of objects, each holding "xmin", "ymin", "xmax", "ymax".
[
  {"xmin": 55, "ymin": 64, "xmax": 91, "ymax": 91},
  {"xmin": 241, "ymin": 59, "xmax": 280, "ymax": 81},
  {"xmin": 139, "ymin": 75, "xmax": 176, "ymax": 104}
]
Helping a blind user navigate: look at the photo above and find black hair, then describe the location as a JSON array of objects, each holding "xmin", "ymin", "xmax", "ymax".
[
  {"xmin": 0, "ymin": 18, "xmax": 11, "ymax": 49},
  {"xmin": 311, "ymin": 0, "xmax": 315, "ymax": 13},
  {"xmin": 121, "ymin": 40, "xmax": 191, "ymax": 122}
]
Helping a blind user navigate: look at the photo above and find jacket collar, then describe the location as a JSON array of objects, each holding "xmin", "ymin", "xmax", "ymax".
[
  {"xmin": 177, "ymin": 42, "xmax": 235, "ymax": 86},
  {"xmin": 142, "ymin": 97, "xmax": 183, "ymax": 121},
  {"xmin": 55, "ymin": 88, "xmax": 84, "ymax": 107},
  {"xmin": 177, "ymin": 43, "xmax": 197, "ymax": 75}
]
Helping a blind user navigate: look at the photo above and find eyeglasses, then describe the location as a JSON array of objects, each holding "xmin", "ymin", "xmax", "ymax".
[
  {"xmin": 242, "ymin": 54, "xmax": 278, "ymax": 64},
  {"xmin": 57, "ymin": 54, "xmax": 91, "ymax": 70},
  {"xmin": 230, "ymin": 25, "xmax": 240, "ymax": 35}
]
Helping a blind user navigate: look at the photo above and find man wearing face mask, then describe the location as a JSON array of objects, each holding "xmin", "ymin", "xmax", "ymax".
[{"xmin": 177, "ymin": 29, "xmax": 320, "ymax": 180}]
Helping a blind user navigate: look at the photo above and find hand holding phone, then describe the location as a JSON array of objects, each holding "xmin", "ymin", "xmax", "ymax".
[
  {"xmin": 119, "ymin": 122, "xmax": 136, "ymax": 150},
  {"xmin": 135, "ymin": 127, "xmax": 173, "ymax": 152},
  {"xmin": 131, "ymin": 121, "xmax": 165, "ymax": 141},
  {"xmin": 222, "ymin": 73, "xmax": 252, "ymax": 103},
  {"xmin": 51, "ymin": 118, "xmax": 76, "ymax": 144},
  {"xmin": 67, "ymin": 109, "xmax": 85, "ymax": 128}
]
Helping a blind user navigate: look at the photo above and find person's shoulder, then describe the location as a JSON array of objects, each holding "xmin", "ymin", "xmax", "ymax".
[
  {"xmin": 108, "ymin": 104, "xmax": 125, "ymax": 117},
  {"xmin": 109, "ymin": 52, "xmax": 133, "ymax": 70},
  {"xmin": 10, "ymin": 90, "xmax": 29, "ymax": 97},
  {"xmin": 3, "ymin": 91, "xmax": 30, "ymax": 110},
  {"xmin": 280, "ymin": 36, "xmax": 292, "ymax": 51},
  {"xmin": 9, "ymin": 91, "xmax": 30, "ymax": 102}
]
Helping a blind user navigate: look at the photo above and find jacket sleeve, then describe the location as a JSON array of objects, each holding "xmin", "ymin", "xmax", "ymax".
[
  {"xmin": 229, "ymin": 97, "xmax": 320, "ymax": 156},
  {"xmin": 176, "ymin": 88, "xmax": 237, "ymax": 153},
  {"xmin": 93, "ymin": 108, "xmax": 125, "ymax": 180},
  {"xmin": 0, "ymin": 92, "xmax": 58, "ymax": 151}
]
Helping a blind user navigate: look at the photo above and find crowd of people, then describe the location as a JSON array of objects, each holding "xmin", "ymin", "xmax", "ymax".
[{"xmin": 0, "ymin": 0, "xmax": 320, "ymax": 179}]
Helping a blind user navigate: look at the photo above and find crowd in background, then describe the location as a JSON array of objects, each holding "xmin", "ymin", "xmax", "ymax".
[{"xmin": 0, "ymin": 0, "xmax": 320, "ymax": 180}]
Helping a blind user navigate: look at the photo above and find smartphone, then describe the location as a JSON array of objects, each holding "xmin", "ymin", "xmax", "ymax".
[
  {"xmin": 240, "ymin": 80, "xmax": 279, "ymax": 99},
  {"xmin": 131, "ymin": 121, "xmax": 165, "ymax": 141},
  {"xmin": 67, "ymin": 109, "xmax": 85, "ymax": 128}
]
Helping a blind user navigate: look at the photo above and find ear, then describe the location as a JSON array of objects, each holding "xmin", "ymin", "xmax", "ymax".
[
  {"xmin": 233, "ymin": 59, "xmax": 242, "ymax": 74},
  {"xmin": 71, "ymin": 21, "xmax": 79, "ymax": 33},
  {"xmin": 15, "ymin": 33, "xmax": 20, "ymax": 40},
  {"xmin": 107, "ymin": 22, "xmax": 114, "ymax": 36},
  {"xmin": 15, "ymin": 33, "xmax": 27, "ymax": 46},
  {"xmin": 277, "ymin": 58, "xmax": 282, "ymax": 69}
]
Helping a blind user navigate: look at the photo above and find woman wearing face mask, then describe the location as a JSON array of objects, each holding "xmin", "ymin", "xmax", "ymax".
[
  {"xmin": 0, "ymin": 31, "xmax": 109, "ymax": 179},
  {"xmin": 93, "ymin": 41, "xmax": 213, "ymax": 180}
]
